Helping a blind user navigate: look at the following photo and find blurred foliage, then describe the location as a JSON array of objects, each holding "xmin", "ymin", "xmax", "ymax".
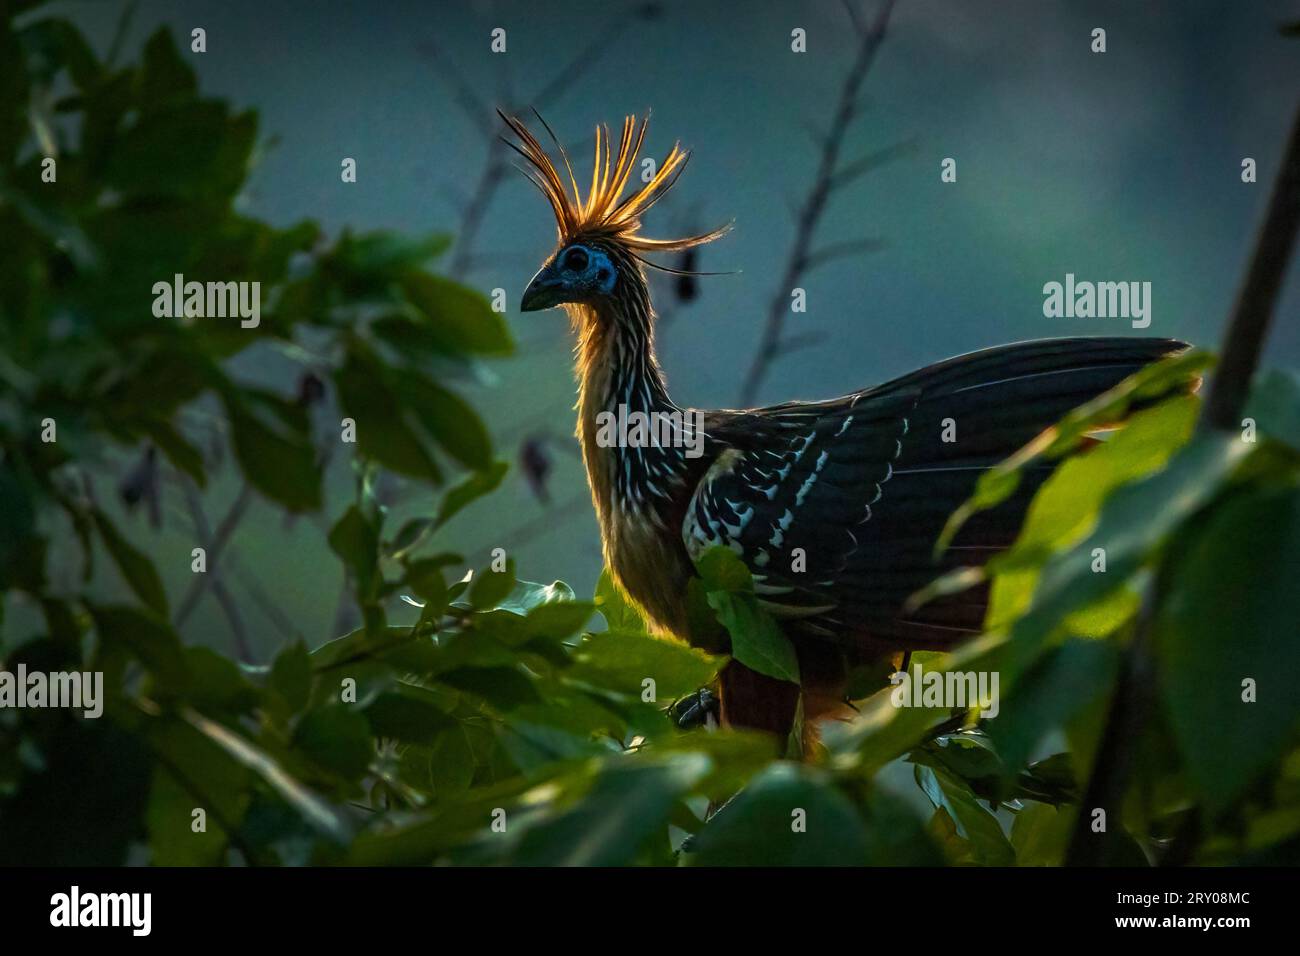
[{"xmin": 2, "ymin": 7, "xmax": 1300, "ymax": 867}]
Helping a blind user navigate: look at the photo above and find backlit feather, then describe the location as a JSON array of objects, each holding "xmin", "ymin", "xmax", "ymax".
[{"xmin": 500, "ymin": 110, "xmax": 729, "ymax": 253}]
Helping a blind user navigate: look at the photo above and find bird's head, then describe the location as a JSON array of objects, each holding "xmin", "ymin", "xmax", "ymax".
[
  {"xmin": 518, "ymin": 237, "xmax": 620, "ymax": 313},
  {"xmin": 500, "ymin": 111, "xmax": 729, "ymax": 321}
]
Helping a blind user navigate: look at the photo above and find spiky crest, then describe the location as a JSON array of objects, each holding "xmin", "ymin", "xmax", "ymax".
[{"xmin": 499, "ymin": 110, "xmax": 729, "ymax": 256}]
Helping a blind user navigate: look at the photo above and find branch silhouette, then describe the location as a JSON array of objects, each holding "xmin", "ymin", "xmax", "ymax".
[
  {"xmin": 737, "ymin": 0, "xmax": 907, "ymax": 407},
  {"xmin": 1068, "ymin": 99, "xmax": 1300, "ymax": 867}
]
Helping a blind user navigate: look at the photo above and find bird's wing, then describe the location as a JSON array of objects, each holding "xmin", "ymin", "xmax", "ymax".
[
  {"xmin": 683, "ymin": 337, "xmax": 1191, "ymax": 651},
  {"xmin": 684, "ymin": 389, "xmax": 918, "ymax": 626}
]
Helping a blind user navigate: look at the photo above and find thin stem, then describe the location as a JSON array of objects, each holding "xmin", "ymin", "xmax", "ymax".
[
  {"xmin": 174, "ymin": 480, "xmax": 254, "ymax": 650},
  {"xmin": 737, "ymin": 0, "xmax": 898, "ymax": 407}
]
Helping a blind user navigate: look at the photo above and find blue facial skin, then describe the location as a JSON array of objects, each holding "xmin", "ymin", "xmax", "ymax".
[
  {"xmin": 521, "ymin": 243, "xmax": 617, "ymax": 311},
  {"xmin": 561, "ymin": 244, "xmax": 617, "ymax": 296}
]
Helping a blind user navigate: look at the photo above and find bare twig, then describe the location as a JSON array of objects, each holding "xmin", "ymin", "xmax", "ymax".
[
  {"xmin": 419, "ymin": 37, "xmax": 495, "ymax": 137},
  {"xmin": 801, "ymin": 236, "xmax": 887, "ymax": 274},
  {"xmin": 422, "ymin": 9, "xmax": 648, "ymax": 281},
  {"xmin": 840, "ymin": 0, "xmax": 868, "ymax": 36},
  {"xmin": 737, "ymin": 0, "xmax": 899, "ymax": 406},
  {"xmin": 828, "ymin": 136, "xmax": 918, "ymax": 191},
  {"xmin": 175, "ymin": 477, "xmax": 254, "ymax": 661},
  {"xmin": 210, "ymin": 579, "xmax": 251, "ymax": 663},
  {"xmin": 175, "ymin": 479, "xmax": 254, "ymax": 641},
  {"xmin": 464, "ymin": 492, "xmax": 592, "ymax": 571},
  {"xmin": 779, "ymin": 330, "xmax": 831, "ymax": 355},
  {"xmin": 228, "ymin": 555, "xmax": 309, "ymax": 645},
  {"xmin": 105, "ymin": 1, "xmax": 138, "ymax": 69},
  {"xmin": 448, "ymin": 146, "xmax": 511, "ymax": 278},
  {"xmin": 1067, "ymin": 100, "xmax": 1300, "ymax": 867}
]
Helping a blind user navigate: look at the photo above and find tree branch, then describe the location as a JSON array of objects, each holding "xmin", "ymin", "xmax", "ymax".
[
  {"xmin": 1067, "ymin": 99, "xmax": 1300, "ymax": 867},
  {"xmin": 737, "ymin": 0, "xmax": 898, "ymax": 406},
  {"xmin": 175, "ymin": 479, "xmax": 254, "ymax": 656},
  {"xmin": 801, "ymin": 236, "xmax": 887, "ymax": 273}
]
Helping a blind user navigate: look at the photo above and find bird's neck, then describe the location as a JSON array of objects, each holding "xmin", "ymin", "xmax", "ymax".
[{"xmin": 572, "ymin": 287, "xmax": 690, "ymax": 526}]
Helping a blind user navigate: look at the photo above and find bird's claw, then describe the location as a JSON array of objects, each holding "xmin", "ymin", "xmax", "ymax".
[{"xmin": 669, "ymin": 687, "xmax": 720, "ymax": 729}]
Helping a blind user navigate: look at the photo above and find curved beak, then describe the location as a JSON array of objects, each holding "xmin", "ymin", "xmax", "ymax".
[{"xmin": 520, "ymin": 263, "xmax": 565, "ymax": 312}]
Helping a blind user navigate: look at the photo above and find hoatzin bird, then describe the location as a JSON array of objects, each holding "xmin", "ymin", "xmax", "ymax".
[{"xmin": 503, "ymin": 112, "xmax": 1186, "ymax": 745}]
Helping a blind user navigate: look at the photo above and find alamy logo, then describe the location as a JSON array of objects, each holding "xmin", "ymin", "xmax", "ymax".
[
  {"xmin": 152, "ymin": 273, "xmax": 261, "ymax": 328},
  {"xmin": 594, "ymin": 404, "xmax": 705, "ymax": 459},
  {"xmin": 50, "ymin": 886, "xmax": 151, "ymax": 936},
  {"xmin": 1042, "ymin": 273, "xmax": 1151, "ymax": 328},
  {"xmin": 0, "ymin": 665, "xmax": 103, "ymax": 718},
  {"xmin": 890, "ymin": 663, "xmax": 1000, "ymax": 718}
]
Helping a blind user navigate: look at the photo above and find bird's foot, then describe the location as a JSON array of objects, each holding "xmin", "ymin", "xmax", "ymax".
[{"xmin": 669, "ymin": 687, "xmax": 720, "ymax": 730}]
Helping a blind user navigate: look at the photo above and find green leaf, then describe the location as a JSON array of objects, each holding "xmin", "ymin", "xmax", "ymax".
[
  {"xmin": 689, "ymin": 547, "xmax": 798, "ymax": 682},
  {"xmin": 986, "ymin": 396, "xmax": 1199, "ymax": 629},
  {"xmin": 495, "ymin": 578, "xmax": 576, "ymax": 615},
  {"xmin": 223, "ymin": 394, "xmax": 321, "ymax": 512},
  {"xmin": 328, "ymin": 504, "xmax": 381, "ymax": 601},
  {"xmin": 269, "ymin": 641, "xmax": 312, "ymax": 716},
  {"xmin": 17, "ymin": 17, "xmax": 101, "ymax": 91},
  {"xmin": 400, "ymin": 272, "xmax": 514, "ymax": 357},
  {"xmin": 468, "ymin": 559, "xmax": 517, "ymax": 609},
  {"xmin": 504, "ymin": 756, "xmax": 710, "ymax": 866},
  {"xmin": 0, "ymin": 464, "xmax": 40, "ymax": 590},
  {"xmin": 333, "ymin": 350, "xmax": 442, "ymax": 483},
  {"xmin": 310, "ymin": 624, "xmax": 416, "ymax": 671},
  {"xmin": 517, "ymin": 600, "xmax": 595, "ymax": 643},
  {"xmin": 938, "ymin": 352, "xmax": 1211, "ymax": 554},
  {"xmin": 572, "ymin": 629, "xmax": 725, "ymax": 700},
  {"xmin": 826, "ymin": 635, "xmax": 1004, "ymax": 774},
  {"xmin": 182, "ymin": 707, "xmax": 352, "ymax": 845},
  {"xmin": 185, "ymin": 646, "xmax": 260, "ymax": 713},
  {"xmin": 436, "ymin": 666, "xmax": 540, "ymax": 710},
  {"xmin": 1157, "ymin": 484, "xmax": 1300, "ymax": 811},
  {"xmin": 146, "ymin": 766, "xmax": 234, "ymax": 866},
  {"xmin": 89, "ymin": 604, "xmax": 189, "ymax": 690},
  {"xmin": 140, "ymin": 419, "xmax": 206, "ymax": 485},
  {"xmin": 0, "ymin": 722, "xmax": 152, "ymax": 865},
  {"xmin": 434, "ymin": 461, "xmax": 508, "ymax": 530},
  {"xmin": 1243, "ymin": 367, "xmax": 1300, "ymax": 452},
  {"xmin": 91, "ymin": 508, "xmax": 168, "ymax": 615},
  {"xmin": 106, "ymin": 101, "xmax": 255, "ymax": 202},
  {"xmin": 915, "ymin": 765, "xmax": 1015, "ymax": 865},
  {"xmin": 595, "ymin": 567, "xmax": 647, "ymax": 632},
  {"xmin": 688, "ymin": 763, "xmax": 871, "ymax": 866},
  {"xmin": 694, "ymin": 545, "xmax": 755, "ymax": 594},
  {"xmin": 391, "ymin": 372, "xmax": 493, "ymax": 471},
  {"xmin": 146, "ymin": 716, "xmax": 252, "ymax": 866},
  {"xmin": 425, "ymin": 726, "xmax": 477, "ymax": 798},
  {"xmin": 363, "ymin": 682, "xmax": 455, "ymax": 745},
  {"xmin": 707, "ymin": 590, "xmax": 799, "ymax": 684},
  {"xmin": 1010, "ymin": 801, "xmax": 1073, "ymax": 866},
  {"xmin": 403, "ymin": 556, "xmax": 451, "ymax": 614},
  {"xmin": 292, "ymin": 705, "xmax": 374, "ymax": 779},
  {"xmin": 857, "ymin": 786, "xmax": 945, "ymax": 866},
  {"xmin": 1004, "ymin": 429, "xmax": 1253, "ymax": 656},
  {"xmin": 138, "ymin": 28, "xmax": 196, "ymax": 109},
  {"xmin": 329, "ymin": 230, "xmax": 449, "ymax": 288},
  {"xmin": 985, "ymin": 638, "xmax": 1119, "ymax": 776}
]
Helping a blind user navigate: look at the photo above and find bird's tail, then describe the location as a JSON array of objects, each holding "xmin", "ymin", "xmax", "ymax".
[{"xmin": 843, "ymin": 335, "xmax": 1193, "ymax": 650}]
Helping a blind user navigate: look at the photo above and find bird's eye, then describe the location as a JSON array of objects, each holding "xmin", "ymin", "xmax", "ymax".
[{"xmin": 563, "ymin": 247, "xmax": 589, "ymax": 271}]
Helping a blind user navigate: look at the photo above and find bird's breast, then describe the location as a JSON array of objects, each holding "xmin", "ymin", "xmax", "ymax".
[{"xmin": 602, "ymin": 509, "xmax": 694, "ymax": 639}]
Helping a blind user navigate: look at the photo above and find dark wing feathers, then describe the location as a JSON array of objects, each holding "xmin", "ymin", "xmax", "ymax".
[{"xmin": 682, "ymin": 336, "xmax": 1187, "ymax": 653}]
